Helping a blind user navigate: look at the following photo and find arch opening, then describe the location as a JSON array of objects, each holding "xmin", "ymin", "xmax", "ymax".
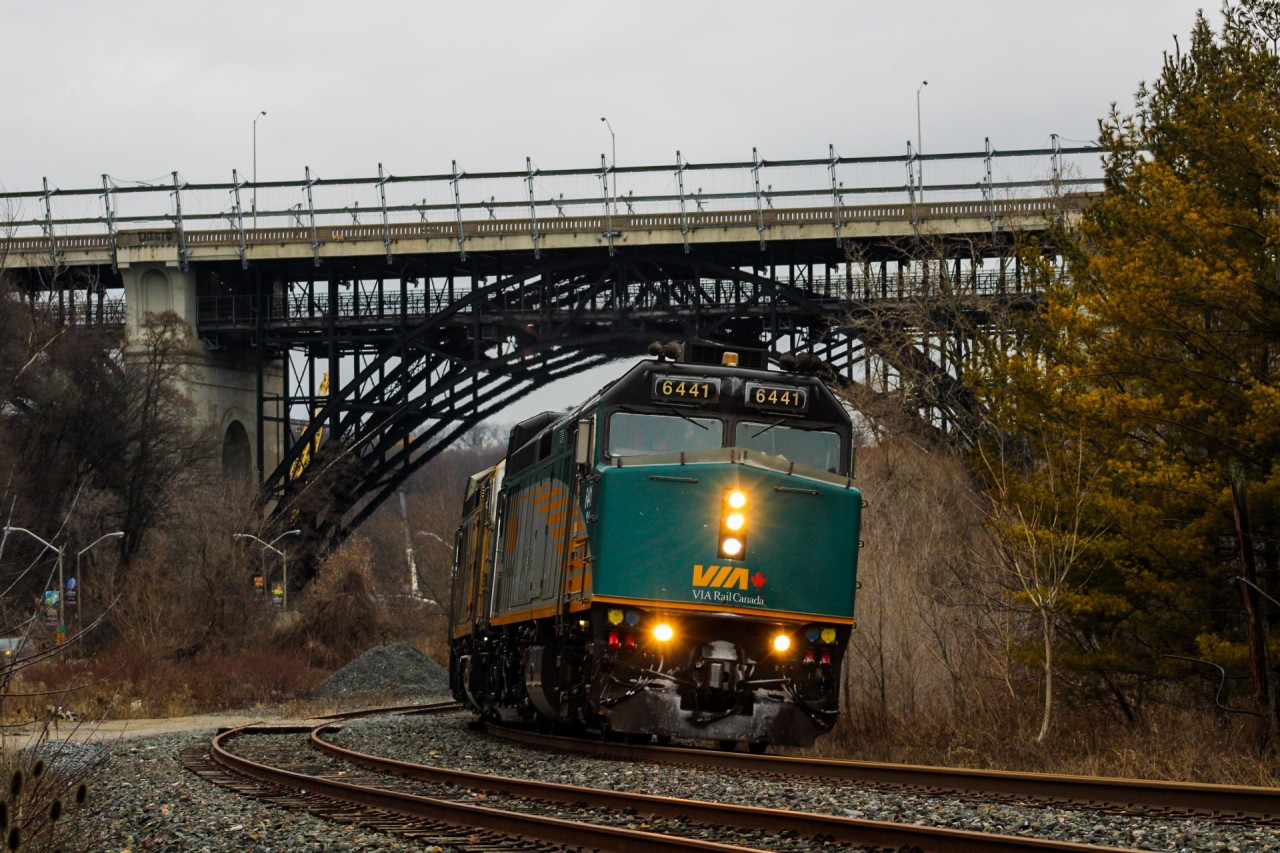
[{"xmin": 222, "ymin": 420, "xmax": 252, "ymax": 480}]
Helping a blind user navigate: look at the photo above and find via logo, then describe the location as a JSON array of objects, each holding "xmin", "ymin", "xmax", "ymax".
[{"xmin": 692, "ymin": 565, "xmax": 749, "ymax": 590}]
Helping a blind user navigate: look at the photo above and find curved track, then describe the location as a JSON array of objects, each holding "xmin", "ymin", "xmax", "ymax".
[
  {"xmin": 183, "ymin": 709, "xmax": 1152, "ymax": 853},
  {"xmin": 487, "ymin": 725, "xmax": 1280, "ymax": 822},
  {"xmin": 202, "ymin": 722, "xmax": 748, "ymax": 852},
  {"xmin": 310, "ymin": 722, "xmax": 1155, "ymax": 853}
]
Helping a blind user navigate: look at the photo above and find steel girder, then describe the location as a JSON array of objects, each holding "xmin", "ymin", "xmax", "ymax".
[{"xmin": 257, "ymin": 251, "xmax": 986, "ymax": 541}]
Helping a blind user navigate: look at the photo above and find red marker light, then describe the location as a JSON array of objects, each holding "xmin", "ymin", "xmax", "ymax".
[
  {"xmin": 819, "ymin": 650, "xmax": 832, "ymax": 666},
  {"xmin": 608, "ymin": 632, "xmax": 621, "ymax": 650}
]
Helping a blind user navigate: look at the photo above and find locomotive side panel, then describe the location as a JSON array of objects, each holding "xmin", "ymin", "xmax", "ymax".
[
  {"xmin": 492, "ymin": 421, "xmax": 589, "ymax": 624},
  {"xmin": 449, "ymin": 466, "xmax": 499, "ymax": 639}
]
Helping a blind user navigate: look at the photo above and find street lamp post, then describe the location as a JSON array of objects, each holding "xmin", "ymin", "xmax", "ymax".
[
  {"xmin": 416, "ymin": 530, "xmax": 449, "ymax": 604},
  {"xmin": 233, "ymin": 530, "xmax": 300, "ymax": 610},
  {"xmin": 600, "ymin": 117, "xmax": 617, "ymax": 217},
  {"xmin": 4, "ymin": 526, "xmax": 64, "ymax": 642},
  {"xmin": 252, "ymin": 110, "xmax": 267, "ymax": 228},
  {"xmin": 916, "ymin": 81, "xmax": 928, "ymax": 201},
  {"xmin": 76, "ymin": 531, "xmax": 124, "ymax": 634}
]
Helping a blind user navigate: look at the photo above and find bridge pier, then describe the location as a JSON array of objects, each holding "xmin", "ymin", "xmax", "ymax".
[{"xmin": 120, "ymin": 263, "xmax": 285, "ymax": 482}]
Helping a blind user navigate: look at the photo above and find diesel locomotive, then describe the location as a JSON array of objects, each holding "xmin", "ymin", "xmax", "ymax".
[{"xmin": 447, "ymin": 341, "xmax": 862, "ymax": 749}]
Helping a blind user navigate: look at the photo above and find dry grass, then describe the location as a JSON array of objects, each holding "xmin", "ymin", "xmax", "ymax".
[
  {"xmin": 818, "ymin": 692, "xmax": 1280, "ymax": 787},
  {"xmin": 5, "ymin": 647, "xmax": 326, "ymax": 721},
  {"xmin": 826, "ymin": 438, "xmax": 1280, "ymax": 787}
]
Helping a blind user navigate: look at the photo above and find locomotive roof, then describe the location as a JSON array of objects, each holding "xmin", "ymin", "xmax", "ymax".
[{"xmin": 597, "ymin": 357, "xmax": 850, "ymax": 425}]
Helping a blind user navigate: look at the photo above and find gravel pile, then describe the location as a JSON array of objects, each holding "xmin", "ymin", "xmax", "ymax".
[{"xmin": 318, "ymin": 642, "xmax": 451, "ymax": 700}]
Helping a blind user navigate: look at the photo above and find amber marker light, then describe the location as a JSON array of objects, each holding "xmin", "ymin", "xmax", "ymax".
[
  {"xmin": 773, "ymin": 634, "xmax": 791, "ymax": 652},
  {"xmin": 653, "ymin": 623, "xmax": 674, "ymax": 642}
]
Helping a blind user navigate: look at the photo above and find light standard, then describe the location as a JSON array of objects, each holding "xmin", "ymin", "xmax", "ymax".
[
  {"xmin": 599, "ymin": 117, "xmax": 617, "ymax": 217},
  {"xmin": 76, "ymin": 531, "xmax": 124, "ymax": 634},
  {"xmin": 416, "ymin": 530, "xmax": 450, "ymax": 604},
  {"xmin": 916, "ymin": 81, "xmax": 928, "ymax": 200},
  {"xmin": 252, "ymin": 110, "xmax": 267, "ymax": 228},
  {"xmin": 4, "ymin": 526, "xmax": 64, "ymax": 642},
  {"xmin": 233, "ymin": 529, "xmax": 300, "ymax": 610}
]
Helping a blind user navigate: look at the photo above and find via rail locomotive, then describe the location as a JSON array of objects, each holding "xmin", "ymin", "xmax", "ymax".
[{"xmin": 448, "ymin": 341, "xmax": 862, "ymax": 749}]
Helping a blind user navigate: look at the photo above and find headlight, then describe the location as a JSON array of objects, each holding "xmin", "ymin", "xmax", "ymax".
[
  {"xmin": 773, "ymin": 634, "xmax": 791, "ymax": 652},
  {"xmin": 653, "ymin": 623, "xmax": 674, "ymax": 642},
  {"xmin": 719, "ymin": 490, "xmax": 749, "ymax": 560}
]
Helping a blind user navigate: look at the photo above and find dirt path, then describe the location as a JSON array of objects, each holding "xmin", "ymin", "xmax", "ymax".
[{"xmin": 1, "ymin": 711, "xmax": 326, "ymax": 749}]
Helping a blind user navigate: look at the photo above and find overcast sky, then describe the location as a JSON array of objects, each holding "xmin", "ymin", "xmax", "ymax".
[{"xmin": 2, "ymin": 0, "xmax": 1213, "ymax": 420}]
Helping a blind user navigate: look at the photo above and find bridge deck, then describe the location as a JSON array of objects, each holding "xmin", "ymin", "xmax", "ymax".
[{"xmin": 0, "ymin": 197, "xmax": 1084, "ymax": 272}]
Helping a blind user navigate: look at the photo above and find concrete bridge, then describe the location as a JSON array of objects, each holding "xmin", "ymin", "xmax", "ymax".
[{"xmin": 0, "ymin": 141, "xmax": 1099, "ymax": 538}]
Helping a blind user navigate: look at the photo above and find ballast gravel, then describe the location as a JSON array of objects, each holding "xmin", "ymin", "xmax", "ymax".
[
  {"xmin": 324, "ymin": 713, "xmax": 1280, "ymax": 853},
  {"xmin": 71, "ymin": 709, "xmax": 1280, "ymax": 852}
]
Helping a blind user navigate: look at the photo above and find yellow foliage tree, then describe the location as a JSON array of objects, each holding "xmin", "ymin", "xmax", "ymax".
[{"xmin": 980, "ymin": 0, "xmax": 1280, "ymax": 735}]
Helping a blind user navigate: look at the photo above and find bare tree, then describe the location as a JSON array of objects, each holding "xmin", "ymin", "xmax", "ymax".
[
  {"xmin": 973, "ymin": 430, "xmax": 1107, "ymax": 742},
  {"xmin": 110, "ymin": 311, "xmax": 217, "ymax": 556}
]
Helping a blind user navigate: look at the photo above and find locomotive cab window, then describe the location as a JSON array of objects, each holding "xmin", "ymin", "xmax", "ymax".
[
  {"xmin": 607, "ymin": 411, "xmax": 723, "ymax": 457},
  {"xmin": 735, "ymin": 422, "xmax": 844, "ymax": 473}
]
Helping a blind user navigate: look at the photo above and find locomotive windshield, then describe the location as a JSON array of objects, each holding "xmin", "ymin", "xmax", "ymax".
[
  {"xmin": 608, "ymin": 411, "xmax": 723, "ymax": 456},
  {"xmin": 735, "ymin": 422, "xmax": 843, "ymax": 473}
]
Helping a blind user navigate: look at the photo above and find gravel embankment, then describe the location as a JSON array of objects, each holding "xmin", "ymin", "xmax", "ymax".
[
  {"xmin": 32, "ymin": 643, "xmax": 1280, "ymax": 852},
  {"xmin": 326, "ymin": 713, "xmax": 1280, "ymax": 853}
]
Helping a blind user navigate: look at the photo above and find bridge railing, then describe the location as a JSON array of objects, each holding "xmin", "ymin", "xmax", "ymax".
[{"xmin": 0, "ymin": 142, "xmax": 1100, "ymax": 263}]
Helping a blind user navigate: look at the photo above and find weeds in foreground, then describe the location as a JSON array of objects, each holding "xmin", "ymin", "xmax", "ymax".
[{"xmin": 0, "ymin": 742, "xmax": 94, "ymax": 851}]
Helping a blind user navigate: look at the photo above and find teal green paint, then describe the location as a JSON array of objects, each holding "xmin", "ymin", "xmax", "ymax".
[{"xmin": 592, "ymin": 461, "xmax": 859, "ymax": 618}]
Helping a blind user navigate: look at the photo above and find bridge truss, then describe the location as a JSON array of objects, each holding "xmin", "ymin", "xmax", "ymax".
[{"xmin": 194, "ymin": 236, "xmax": 1039, "ymax": 540}]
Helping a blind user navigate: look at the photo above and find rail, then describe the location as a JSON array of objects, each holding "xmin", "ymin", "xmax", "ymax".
[
  {"xmin": 308, "ymin": 722, "xmax": 1145, "ymax": 852},
  {"xmin": 489, "ymin": 726, "xmax": 1280, "ymax": 820}
]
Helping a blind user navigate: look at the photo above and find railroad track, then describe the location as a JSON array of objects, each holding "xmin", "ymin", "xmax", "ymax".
[
  {"xmin": 313, "ymin": 698, "xmax": 464, "ymax": 721},
  {"xmin": 487, "ymin": 725, "xmax": 1280, "ymax": 823},
  {"xmin": 182, "ymin": 712, "xmax": 1154, "ymax": 853}
]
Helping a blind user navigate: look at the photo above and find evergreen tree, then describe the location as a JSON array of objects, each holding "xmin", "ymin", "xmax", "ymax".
[{"xmin": 982, "ymin": 0, "xmax": 1280, "ymax": 734}]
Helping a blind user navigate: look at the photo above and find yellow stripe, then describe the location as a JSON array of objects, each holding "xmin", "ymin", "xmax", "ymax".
[{"xmin": 589, "ymin": 595, "xmax": 856, "ymax": 625}]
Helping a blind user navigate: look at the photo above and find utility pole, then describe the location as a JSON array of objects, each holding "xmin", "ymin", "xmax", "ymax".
[{"xmin": 398, "ymin": 489, "xmax": 419, "ymax": 596}]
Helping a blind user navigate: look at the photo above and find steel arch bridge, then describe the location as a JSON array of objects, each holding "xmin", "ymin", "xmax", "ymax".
[
  {"xmin": 194, "ymin": 246, "xmax": 1034, "ymax": 540},
  {"xmin": 1, "ymin": 141, "xmax": 1085, "ymax": 543}
]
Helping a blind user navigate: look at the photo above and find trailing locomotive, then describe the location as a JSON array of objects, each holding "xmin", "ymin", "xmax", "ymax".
[{"xmin": 448, "ymin": 341, "xmax": 862, "ymax": 749}]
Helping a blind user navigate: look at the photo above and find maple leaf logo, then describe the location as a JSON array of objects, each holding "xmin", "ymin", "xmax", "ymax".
[{"xmin": 750, "ymin": 571, "xmax": 767, "ymax": 589}]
